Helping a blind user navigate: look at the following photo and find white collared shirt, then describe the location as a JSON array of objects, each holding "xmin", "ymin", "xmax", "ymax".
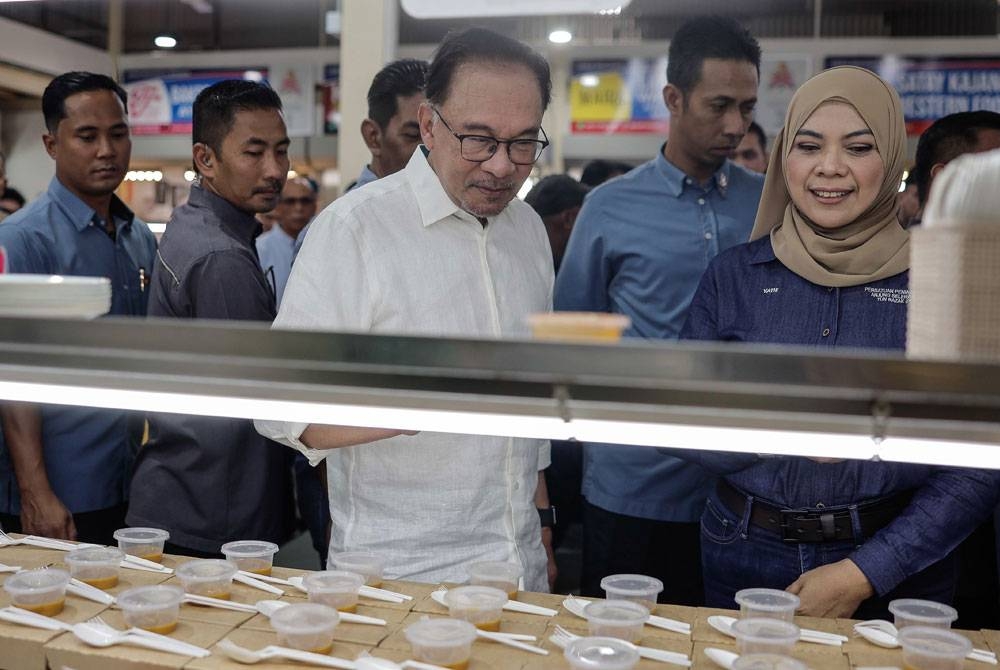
[{"xmin": 255, "ymin": 148, "xmax": 553, "ymax": 591}]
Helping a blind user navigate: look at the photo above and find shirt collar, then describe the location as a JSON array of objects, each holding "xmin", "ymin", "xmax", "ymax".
[
  {"xmin": 48, "ymin": 176, "xmax": 135, "ymax": 233},
  {"xmin": 188, "ymin": 182, "xmax": 263, "ymax": 244},
  {"xmin": 749, "ymin": 235, "xmax": 778, "ymax": 265},
  {"xmin": 655, "ymin": 146, "xmax": 733, "ymax": 198},
  {"xmin": 405, "ymin": 146, "xmax": 482, "ymax": 227}
]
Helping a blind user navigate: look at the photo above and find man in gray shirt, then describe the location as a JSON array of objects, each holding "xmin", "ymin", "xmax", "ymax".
[{"xmin": 127, "ymin": 79, "xmax": 294, "ymax": 556}]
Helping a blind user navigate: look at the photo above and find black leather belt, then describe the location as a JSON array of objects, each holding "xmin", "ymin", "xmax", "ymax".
[{"xmin": 716, "ymin": 479, "xmax": 913, "ymax": 544}]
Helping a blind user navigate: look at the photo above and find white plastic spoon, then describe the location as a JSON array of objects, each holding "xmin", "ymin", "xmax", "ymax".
[
  {"xmin": 255, "ymin": 599, "xmax": 386, "ymax": 626},
  {"xmin": 287, "ymin": 576, "xmax": 407, "ymax": 604},
  {"xmin": 708, "ymin": 614, "xmax": 845, "ymax": 647},
  {"xmin": 355, "ymin": 655, "xmax": 450, "ymax": 670},
  {"xmin": 215, "ymin": 637, "xmax": 356, "ymax": 668},
  {"xmin": 430, "ymin": 588, "xmax": 557, "ymax": 617},
  {"xmin": 563, "ymin": 596, "xmax": 691, "ymax": 635},
  {"xmin": 0, "ymin": 605, "xmax": 73, "ymax": 631},
  {"xmin": 704, "ymin": 647, "xmax": 739, "ymax": 670},
  {"xmin": 72, "ymin": 621, "xmax": 211, "ymax": 657}
]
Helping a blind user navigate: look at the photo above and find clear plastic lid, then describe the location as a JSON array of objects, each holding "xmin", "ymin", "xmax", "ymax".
[
  {"xmin": 175, "ymin": 559, "xmax": 238, "ymax": 582},
  {"xmin": 303, "ymin": 570, "xmax": 366, "ymax": 593},
  {"xmin": 221, "ymin": 540, "xmax": 279, "ymax": 558},
  {"xmin": 465, "ymin": 561, "xmax": 523, "ymax": 583},
  {"xmin": 735, "ymin": 588, "xmax": 801, "ymax": 613},
  {"xmin": 732, "ymin": 654, "xmax": 808, "ymax": 670},
  {"xmin": 65, "ymin": 546, "xmax": 124, "ymax": 566},
  {"xmin": 898, "ymin": 626, "xmax": 973, "ymax": 659},
  {"xmin": 583, "ymin": 599, "xmax": 650, "ymax": 625},
  {"xmin": 731, "ymin": 618, "xmax": 801, "ymax": 644},
  {"xmin": 113, "ymin": 527, "xmax": 170, "ymax": 543},
  {"xmin": 600, "ymin": 574, "xmax": 664, "ymax": 598},
  {"xmin": 270, "ymin": 603, "xmax": 340, "ymax": 635},
  {"xmin": 889, "ymin": 599, "xmax": 959, "ymax": 626},
  {"xmin": 404, "ymin": 618, "xmax": 478, "ymax": 647},
  {"xmin": 330, "ymin": 551, "xmax": 386, "ymax": 574},
  {"xmin": 563, "ymin": 636, "xmax": 641, "ymax": 670},
  {"xmin": 2, "ymin": 568, "xmax": 70, "ymax": 594},
  {"xmin": 117, "ymin": 584, "xmax": 185, "ymax": 610},
  {"xmin": 443, "ymin": 585, "xmax": 508, "ymax": 610}
]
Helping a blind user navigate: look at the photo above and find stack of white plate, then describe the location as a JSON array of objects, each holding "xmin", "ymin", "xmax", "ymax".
[{"xmin": 0, "ymin": 274, "xmax": 111, "ymax": 319}]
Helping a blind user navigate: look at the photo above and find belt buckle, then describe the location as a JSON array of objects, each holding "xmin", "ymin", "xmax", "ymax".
[{"xmin": 779, "ymin": 509, "xmax": 842, "ymax": 543}]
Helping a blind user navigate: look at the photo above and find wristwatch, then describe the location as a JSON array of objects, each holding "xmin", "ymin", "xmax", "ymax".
[{"xmin": 537, "ymin": 506, "xmax": 557, "ymax": 528}]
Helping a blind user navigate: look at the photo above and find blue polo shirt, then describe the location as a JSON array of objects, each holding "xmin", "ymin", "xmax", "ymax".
[
  {"xmin": 554, "ymin": 150, "xmax": 763, "ymax": 522},
  {"xmin": 0, "ymin": 177, "xmax": 157, "ymax": 514}
]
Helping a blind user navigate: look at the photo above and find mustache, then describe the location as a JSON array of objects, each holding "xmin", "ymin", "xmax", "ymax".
[
  {"xmin": 253, "ymin": 181, "xmax": 283, "ymax": 194},
  {"xmin": 467, "ymin": 179, "xmax": 516, "ymax": 191}
]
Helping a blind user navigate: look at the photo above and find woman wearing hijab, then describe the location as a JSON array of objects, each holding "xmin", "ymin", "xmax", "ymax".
[{"xmin": 680, "ymin": 66, "xmax": 1000, "ymax": 619}]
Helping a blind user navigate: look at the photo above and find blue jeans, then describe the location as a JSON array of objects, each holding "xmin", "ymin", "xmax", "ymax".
[{"xmin": 701, "ymin": 487, "xmax": 957, "ymax": 620}]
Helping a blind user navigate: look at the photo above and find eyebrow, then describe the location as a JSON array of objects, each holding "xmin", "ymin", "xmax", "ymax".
[
  {"xmin": 74, "ymin": 122, "xmax": 129, "ymax": 133},
  {"xmin": 796, "ymin": 128, "xmax": 874, "ymax": 139},
  {"xmin": 244, "ymin": 136, "xmax": 291, "ymax": 147},
  {"xmin": 459, "ymin": 121, "xmax": 541, "ymax": 138}
]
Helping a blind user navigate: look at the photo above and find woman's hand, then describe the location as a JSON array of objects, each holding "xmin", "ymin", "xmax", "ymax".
[{"xmin": 786, "ymin": 559, "xmax": 874, "ymax": 618}]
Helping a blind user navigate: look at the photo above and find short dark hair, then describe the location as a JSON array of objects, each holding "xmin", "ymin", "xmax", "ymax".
[
  {"xmin": 426, "ymin": 27, "xmax": 551, "ymax": 111},
  {"xmin": 913, "ymin": 111, "xmax": 1000, "ymax": 205},
  {"xmin": 525, "ymin": 175, "xmax": 590, "ymax": 218},
  {"xmin": 667, "ymin": 16, "xmax": 761, "ymax": 95},
  {"xmin": 368, "ymin": 59, "xmax": 428, "ymax": 130},
  {"xmin": 579, "ymin": 160, "xmax": 633, "ymax": 188},
  {"xmin": 1, "ymin": 187, "xmax": 24, "ymax": 209},
  {"xmin": 746, "ymin": 121, "xmax": 767, "ymax": 153},
  {"xmin": 42, "ymin": 71, "xmax": 127, "ymax": 134},
  {"xmin": 192, "ymin": 79, "xmax": 283, "ymax": 154}
]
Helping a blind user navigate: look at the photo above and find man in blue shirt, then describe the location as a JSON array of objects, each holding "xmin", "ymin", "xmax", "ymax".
[
  {"xmin": 257, "ymin": 176, "xmax": 316, "ymax": 305},
  {"xmin": 554, "ymin": 16, "xmax": 764, "ymax": 604},
  {"xmin": 0, "ymin": 72, "xmax": 156, "ymax": 544}
]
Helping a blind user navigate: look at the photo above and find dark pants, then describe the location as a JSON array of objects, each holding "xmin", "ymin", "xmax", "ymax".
[
  {"xmin": 581, "ymin": 499, "xmax": 705, "ymax": 606},
  {"xmin": 293, "ymin": 452, "xmax": 330, "ymax": 568},
  {"xmin": 0, "ymin": 502, "xmax": 127, "ymax": 546},
  {"xmin": 545, "ymin": 440, "xmax": 584, "ymax": 549},
  {"xmin": 701, "ymin": 487, "xmax": 957, "ymax": 620}
]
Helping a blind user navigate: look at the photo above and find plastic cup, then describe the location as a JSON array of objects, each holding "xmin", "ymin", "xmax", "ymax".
[
  {"xmin": 221, "ymin": 540, "xmax": 279, "ymax": 576},
  {"xmin": 465, "ymin": 561, "xmax": 522, "ymax": 599},
  {"xmin": 443, "ymin": 585, "xmax": 508, "ymax": 632},
  {"xmin": 731, "ymin": 618, "xmax": 801, "ymax": 656},
  {"xmin": 117, "ymin": 585, "xmax": 185, "ymax": 634},
  {"xmin": 889, "ymin": 599, "xmax": 959, "ymax": 630},
  {"xmin": 303, "ymin": 570, "xmax": 365, "ymax": 613},
  {"xmin": 175, "ymin": 559, "xmax": 238, "ymax": 600},
  {"xmin": 328, "ymin": 551, "xmax": 386, "ymax": 587},
  {"xmin": 600, "ymin": 574, "xmax": 663, "ymax": 610},
  {"xmin": 527, "ymin": 312, "xmax": 631, "ymax": 343},
  {"xmin": 2, "ymin": 568, "xmax": 70, "ymax": 616},
  {"xmin": 113, "ymin": 527, "xmax": 170, "ymax": 563},
  {"xmin": 270, "ymin": 603, "xmax": 340, "ymax": 654},
  {"xmin": 563, "ymin": 636, "xmax": 641, "ymax": 670},
  {"xmin": 64, "ymin": 546, "xmax": 124, "ymax": 589},
  {"xmin": 898, "ymin": 626, "xmax": 972, "ymax": 670},
  {"xmin": 404, "ymin": 618, "xmax": 478, "ymax": 670},
  {"xmin": 735, "ymin": 588, "xmax": 801, "ymax": 622},
  {"xmin": 732, "ymin": 654, "xmax": 808, "ymax": 670},
  {"xmin": 583, "ymin": 599, "xmax": 649, "ymax": 643}
]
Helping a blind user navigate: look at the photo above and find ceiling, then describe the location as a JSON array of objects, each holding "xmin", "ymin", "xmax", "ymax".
[{"xmin": 0, "ymin": 0, "xmax": 997, "ymax": 54}]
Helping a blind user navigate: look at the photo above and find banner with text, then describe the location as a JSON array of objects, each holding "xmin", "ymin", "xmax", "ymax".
[
  {"xmin": 570, "ymin": 58, "xmax": 669, "ymax": 134},
  {"xmin": 825, "ymin": 56, "xmax": 1000, "ymax": 135},
  {"xmin": 123, "ymin": 68, "xmax": 269, "ymax": 136}
]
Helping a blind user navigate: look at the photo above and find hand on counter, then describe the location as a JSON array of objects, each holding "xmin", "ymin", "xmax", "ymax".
[
  {"xmin": 786, "ymin": 558, "xmax": 873, "ymax": 618},
  {"xmin": 20, "ymin": 489, "xmax": 76, "ymax": 541}
]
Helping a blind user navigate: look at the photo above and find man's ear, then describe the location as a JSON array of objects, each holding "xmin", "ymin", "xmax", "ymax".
[
  {"xmin": 42, "ymin": 132, "xmax": 57, "ymax": 160},
  {"xmin": 361, "ymin": 118, "xmax": 381, "ymax": 155},
  {"xmin": 417, "ymin": 102, "xmax": 436, "ymax": 150},
  {"xmin": 192, "ymin": 143, "xmax": 217, "ymax": 179},
  {"xmin": 663, "ymin": 83, "xmax": 685, "ymax": 116},
  {"xmin": 929, "ymin": 162, "xmax": 946, "ymax": 184}
]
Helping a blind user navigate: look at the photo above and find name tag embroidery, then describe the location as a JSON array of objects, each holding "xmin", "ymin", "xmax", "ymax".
[
  {"xmin": 762, "ymin": 287, "xmax": 779, "ymax": 294},
  {"xmin": 864, "ymin": 287, "xmax": 910, "ymax": 304}
]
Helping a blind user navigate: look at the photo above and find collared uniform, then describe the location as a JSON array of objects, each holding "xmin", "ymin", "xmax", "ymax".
[
  {"xmin": 256, "ymin": 226, "xmax": 296, "ymax": 306},
  {"xmin": 0, "ymin": 177, "xmax": 156, "ymax": 517},
  {"xmin": 681, "ymin": 235, "xmax": 1000, "ymax": 615},
  {"xmin": 256, "ymin": 148, "xmax": 553, "ymax": 591},
  {"xmin": 127, "ymin": 183, "xmax": 294, "ymax": 553},
  {"xmin": 555, "ymin": 156, "xmax": 763, "ymax": 522}
]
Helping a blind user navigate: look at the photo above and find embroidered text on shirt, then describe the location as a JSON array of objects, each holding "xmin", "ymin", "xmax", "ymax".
[
  {"xmin": 762, "ymin": 287, "xmax": 779, "ymax": 294},
  {"xmin": 864, "ymin": 287, "xmax": 910, "ymax": 304}
]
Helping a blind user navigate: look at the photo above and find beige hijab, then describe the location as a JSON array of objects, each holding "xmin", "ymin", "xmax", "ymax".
[{"xmin": 749, "ymin": 66, "xmax": 909, "ymax": 287}]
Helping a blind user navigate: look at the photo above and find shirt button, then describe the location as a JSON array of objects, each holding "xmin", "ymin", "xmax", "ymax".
[
  {"xmin": 513, "ymin": 481, "xmax": 520, "ymax": 490},
  {"xmin": 704, "ymin": 232, "xmax": 713, "ymax": 240},
  {"xmin": 822, "ymin": 328, "xmax": 831, "ymax": 337},
  {"xmin": 685, "ymin": 178, "xmax": 692, "ymax": 185},
  {"xmin": 697, "ymin": 198, "xmax": 706, "ymax": 205}
]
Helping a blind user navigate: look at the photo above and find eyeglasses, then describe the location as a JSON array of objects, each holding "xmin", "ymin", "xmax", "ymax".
[
  {"xmin": 281, "ymin": 196, "xmax": 316, "ymax": 206},
  {"xmin": 432, "ymin": 108, "xmax": 548, "ymax": 166}
]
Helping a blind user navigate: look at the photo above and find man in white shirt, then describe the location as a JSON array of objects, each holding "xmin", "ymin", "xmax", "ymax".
[
  {"xmin": 255, "ymin": 27, "xmax": 556, "ymax": 591},
  {"xmin": 256, "ymin": 177, "xmax": 316, "ymax": 305}
]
